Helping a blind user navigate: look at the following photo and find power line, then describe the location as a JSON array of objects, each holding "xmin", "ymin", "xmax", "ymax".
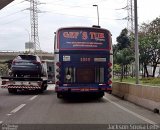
[
  {"xmin": 0, "ymin": 9, "xmax": 26, "ymax": 19},
  {"xmin": 0, "ymin": 15, "xmax": 28, "ymax": 25},
  {"xmin": 44, "ymin": 10, "xmax": 126, "ymax": 21}
]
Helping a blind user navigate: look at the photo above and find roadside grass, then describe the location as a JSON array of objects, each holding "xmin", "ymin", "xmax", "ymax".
[{"xmin": 113, "ymin": 77, "xmax": 160, "ymax": 87}]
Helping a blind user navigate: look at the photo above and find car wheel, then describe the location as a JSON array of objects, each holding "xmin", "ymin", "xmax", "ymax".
[{"xmin": 8, "ymin": 88, "xmax": 17, "ymax": 94}]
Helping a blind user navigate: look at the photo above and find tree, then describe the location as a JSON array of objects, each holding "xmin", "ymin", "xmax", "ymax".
[
  {"xmin": 114, "ymin": 48, "xmax": 134, "ymax": 81},
  {"xmin": 149, "ymin": 18, "xmax": 160, "ymax": 77},
  {"xmin": 116, "ymin": 28, "xmax": 131, "ymax": 50},
  {"xmin": 139, "ymin": 25, "xmax": 151, "ymax": 77},
  {"xmin": 114, "ymin": 28, "xmax": 134, "ymax": 81},
  {"xmin": 139, "ymin": 17, "xmax": 160, "ymax": 77}
]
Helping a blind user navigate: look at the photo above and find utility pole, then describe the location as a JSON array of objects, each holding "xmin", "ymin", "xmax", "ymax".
[
  {"xmin": 134, "ymin": 0, "xmax": 139, "ymax": 84},
  {"xmin": 120, "ymin": 0, "xmax": 139, "ymax": 84},
  {"xmin": 127, "ymin": 0, "xmax": 134, "ymax": 32},
  {"xmin": 26, "ymin": 0, "xmax": 41, "ymax": 53}
]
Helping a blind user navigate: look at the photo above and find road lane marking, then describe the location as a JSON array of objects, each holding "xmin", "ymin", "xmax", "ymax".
[
  {"xmin": 10, "ymin": 104, "xmax": 26, "ymax": 114},
  {"xmin": 29, "ymin": 95, "xmax": 38, "ymax": 101},
  {"xmin": 0, "ymin": 121, "xmax": 3, "ymax": 124},
  {"xmin": 47, "ymin": 85, "xmax": 55, "ymax": 90},
  {"xmin": 104, "ymin": 97, "xmax": 157, "ymax": 124},
  {"xmin": 6, "ymin": 114, "xmax": 12, "ymax": 116}
]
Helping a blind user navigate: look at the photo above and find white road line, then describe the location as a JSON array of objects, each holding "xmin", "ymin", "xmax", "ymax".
[
  {"xmin": 47, "ymin": 85, "xmax": 55, "ymax": 90},
  {"xmin": 0, "ymin": 121, "xmax": 3, "ymax": 124},
  {"xmin": 29, "ymin": 95, "xmax": 38, "ymax": 101},
  {"xmin": 6, "ymin": 114, "xmax": 12, "ymax": 116},
  {"xmin": 104, "ymin": 97, "xmax": 157, "ymax": 124},
  {"xmin": 10, "ymin": 104, "xmax": 26, "ymax": 114}
]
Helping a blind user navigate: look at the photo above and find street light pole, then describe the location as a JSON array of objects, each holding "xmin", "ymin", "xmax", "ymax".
[
  {"xmin": 134, "ymin": 0, "xmax": 139, "ymax": 84},
  {"xmin": 93, "ymin": 4, "xmax": 99, "ymax": 26}
]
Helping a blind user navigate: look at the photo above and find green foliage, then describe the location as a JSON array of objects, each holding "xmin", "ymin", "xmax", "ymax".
[
  {"xmin": 114, "ymin": 48, "xmax": 134, "ymax": 65},
  {"xmin": 139, "ymin": 17, "xmax": 160, "ymax": 77},
  {"xmin": 0, "ymin": 63, "xmax": 9, "ymax": 76},
  {"xmin": 114, "ymin": 28, "xmax": 134, "ymax": 81},
  {"xmin": 141, "ymin": 78, "xmax": 160, "ymax": 85},
  {"xmin": 113, "ymin": 64, "xmax": 121, "ymax": 74},
  {"xmin": 113, "ymin": 76, "xmax": 136, "ymax": 83},
  {"xmin": 116, "ymin": 28, "xmax": 131, "ymax": 50},
  {"xmin": 113, "ymin": 77, "xmax": 160, "ymax": 86},
  {"xmin": 114, "ymin": 17, "xmax": 160, "ymax": 79},
  {"xmin": 114, "ymin": 28, "xmax": 134, "ymax": 66}
]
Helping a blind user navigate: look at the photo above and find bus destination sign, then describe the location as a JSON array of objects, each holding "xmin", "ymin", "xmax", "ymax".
[{"xmin": 58, "ymin": 29, "xmax": 109, "ymax": 50}]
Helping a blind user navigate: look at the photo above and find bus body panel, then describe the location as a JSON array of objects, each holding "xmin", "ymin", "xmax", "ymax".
[{"xmin": 54, "ymin": 27, "xmax": 112, "ymax": 97}]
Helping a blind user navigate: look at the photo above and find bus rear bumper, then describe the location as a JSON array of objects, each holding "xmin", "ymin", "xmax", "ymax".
[{"xmin": 55, "ymin": 86, "xmax": 112, "ymax": 93}]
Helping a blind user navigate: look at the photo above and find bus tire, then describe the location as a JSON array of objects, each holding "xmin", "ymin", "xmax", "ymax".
[
  {"xmin": 97, "ymin": 92, "xmax": 104, "ymax": 98},
  {"xmin": 57, "ymin": 93, "xmax": 63, "ymax": 98},
  {"xmin": 8, "ymin": 88, "xmax": 17, "ymax": 94},
  {"xmin": 108, "ymin": 90, "xmax": 112, "ymax": 94}
]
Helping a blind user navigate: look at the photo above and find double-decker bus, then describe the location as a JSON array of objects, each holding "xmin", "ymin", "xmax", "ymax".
[{"xmin": 54, "ymin": 26, "xmax": 112, "ymax": 98}]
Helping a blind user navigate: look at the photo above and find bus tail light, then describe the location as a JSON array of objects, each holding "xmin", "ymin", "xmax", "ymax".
[
  {"xmin": 108, "ymin": 80, "xmax": 112, "ymax": 85},
  {"xmin": 108, "ymin": 74, "xmax": 112, "ymax": 78},
  {"xmin": 56, "ymin": 74, "xmax": 60, "ymax": 79},
  {"xmin": 56, "ymin": 81, "xmax": 61, "ymax": 85},
  {"xmin": 56, "ymin": 62, "xmax": 61, "ymax": 80},
  {"xmin": 108, "ymin": 68, "xmax": 112, "ymax": 72},
  {"xmin": 108, "ymin": 62, "xmax": 112, "ymax": 67},
  {"xmin": 56, "ymin": 68, "xmax": 61, "ymax": 72},
  {"xmin": 56, "ymin": 62, "xmax": 61, "ymax": 67}
]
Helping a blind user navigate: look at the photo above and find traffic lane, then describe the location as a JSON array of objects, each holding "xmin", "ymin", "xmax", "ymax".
[
  {"xmin": 2, "ymin": 90, "xmax": 159, "ymax": 124},
  {"xmin": 0, "ymin": 87, "xmax": 39, "ymax": 122},
  {"xmin": 105, "ymin": 93, "xmax": 160, "ymax": 124},
  {"xmin": 0, "ymin": 84, "xmax": 54, "ymax": 123}
]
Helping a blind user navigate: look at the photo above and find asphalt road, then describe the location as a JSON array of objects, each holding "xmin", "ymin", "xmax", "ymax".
[{"xmin": 0, "ymin": 84, "xmax": 160, "ymax": 130}]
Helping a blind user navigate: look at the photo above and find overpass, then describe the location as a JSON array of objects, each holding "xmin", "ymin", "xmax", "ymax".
[
  {"xmin": 0, "ymin": 0, "xmax": 14, "ymax": 10},
  {"xmin": 0, "ymin": 51, "xmax": 54, "ymax": 62}
]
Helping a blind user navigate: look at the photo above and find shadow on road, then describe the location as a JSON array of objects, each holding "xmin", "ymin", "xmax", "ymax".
[
  {"xmin": 60, "ymin": 94, "xmax": 106, "ymax": 104},
  {"xmin": 6, "ymin": 89, "xmax": 55, "ymax": 96}
]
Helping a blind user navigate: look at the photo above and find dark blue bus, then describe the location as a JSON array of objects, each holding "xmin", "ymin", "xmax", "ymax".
[{"xmin": 54, "ymin": 26, "xmax": 112, "ymax": 98}]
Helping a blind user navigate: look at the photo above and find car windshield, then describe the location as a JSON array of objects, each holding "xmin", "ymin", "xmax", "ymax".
[{"xmin": 16, "ymin": 55, "xmax": 36, "ymax": 60}]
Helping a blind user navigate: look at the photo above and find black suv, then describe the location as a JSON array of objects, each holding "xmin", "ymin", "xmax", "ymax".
[{"xmin": 11, "ymin": 54, "xmax": 44, "ymax": 77}]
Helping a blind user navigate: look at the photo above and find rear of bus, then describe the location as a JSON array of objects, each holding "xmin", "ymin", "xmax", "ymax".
[{"xmin": 54, "ymin": 27, "xmax": 112, "ymax": 98}]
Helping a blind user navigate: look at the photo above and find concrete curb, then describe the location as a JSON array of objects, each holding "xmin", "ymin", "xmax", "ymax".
[{"xmin": 112, "ymin": 82, "xmax": 160, "ymax": 114}]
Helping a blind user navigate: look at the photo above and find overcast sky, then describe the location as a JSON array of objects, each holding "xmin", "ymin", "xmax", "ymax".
[{"xmin": 0, "ymin": 0, "xmax": 160, "ymax": 52}]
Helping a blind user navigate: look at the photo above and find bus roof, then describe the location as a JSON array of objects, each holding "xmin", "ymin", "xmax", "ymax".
[{"xmin": 55, "ymin": 26, "xmax": 111, "ymax": 34}]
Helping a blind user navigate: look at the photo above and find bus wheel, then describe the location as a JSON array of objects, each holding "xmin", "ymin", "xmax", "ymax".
[
  {"xmin": 57, "ymin": 93, "xmax": 63, "ymax": 98},
  {"xmin": 107, "ymin": 90, "xmax": 112, "ymax": 94},
  {"xmin": 97, "ymin": 92, "xmax": 104, "ymax": 98}
]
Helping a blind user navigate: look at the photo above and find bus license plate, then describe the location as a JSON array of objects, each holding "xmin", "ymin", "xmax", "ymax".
[{"xmin": 81, "ymin": 88, "xmax": 89, "ymax": 91}]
